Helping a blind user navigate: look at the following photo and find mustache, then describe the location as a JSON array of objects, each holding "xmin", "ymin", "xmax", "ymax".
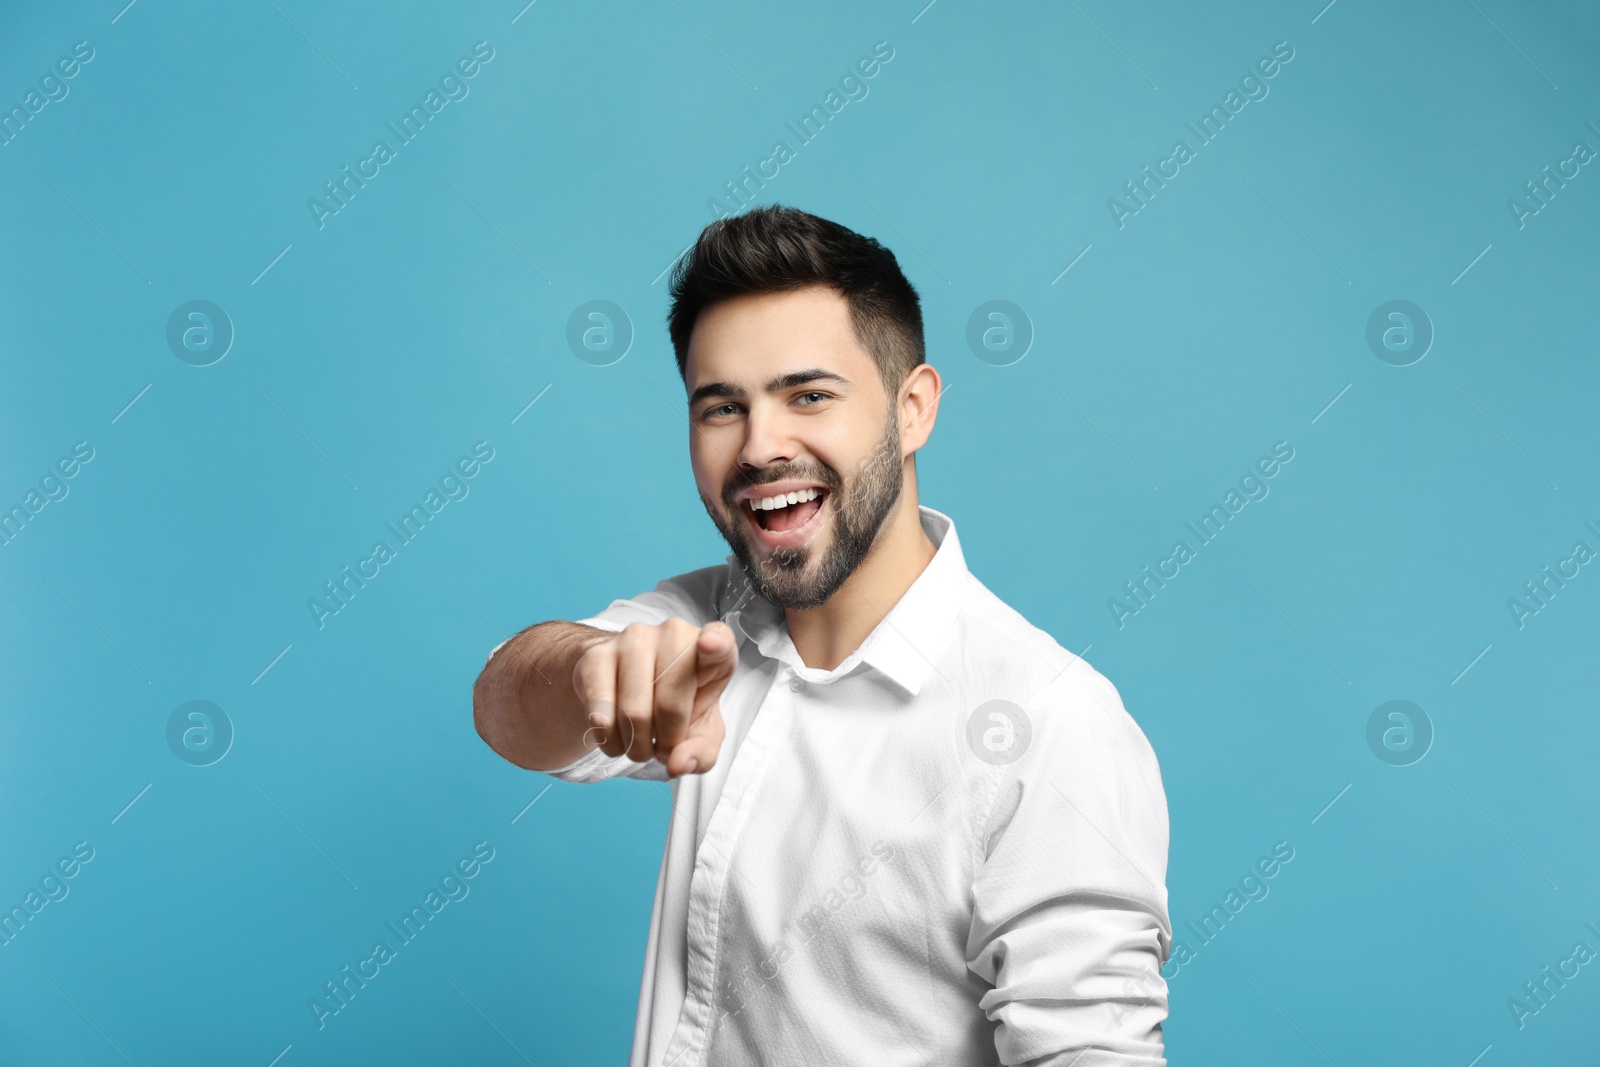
[{"xmin": 721, "ymin": 463, "xmax": 840, "ymax": 508}]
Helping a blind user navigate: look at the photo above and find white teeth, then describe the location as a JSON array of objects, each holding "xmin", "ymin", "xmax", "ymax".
[{"xmin": 748, "ymin": 488, "xmax": 820, "ymax": 512}]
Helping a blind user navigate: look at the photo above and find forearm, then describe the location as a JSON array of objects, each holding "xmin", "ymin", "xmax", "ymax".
[{"xmin": 472, "ymin": 620, "xmax": 611, "ymax": 771}]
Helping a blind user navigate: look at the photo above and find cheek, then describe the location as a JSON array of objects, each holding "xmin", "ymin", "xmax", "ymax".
[
  {"xmin": 803, "ymin": 410, "xmax": 865, "ymax": 462},
  {"xmin": 830, "ymin": 424, "xmax": 892, "ymax": 481},
  {"xmin": 688, "ymin": 440, "xmax": 729, "ymax": 500}
]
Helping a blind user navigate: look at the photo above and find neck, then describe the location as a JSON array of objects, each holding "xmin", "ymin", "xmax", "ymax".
[{"xmin": 784, "ymin": 470, "xmax": 937, "ymax": 671}]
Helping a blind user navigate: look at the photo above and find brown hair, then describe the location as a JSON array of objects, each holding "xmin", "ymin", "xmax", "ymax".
[{"xmin": 667, "ymin": 204, "xmax": 925, "ymax": 390}]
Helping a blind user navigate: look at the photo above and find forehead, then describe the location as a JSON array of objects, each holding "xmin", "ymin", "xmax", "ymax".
[{"xmin": 684, "ymin": 285, "xmax": 877, "ymax": 387}]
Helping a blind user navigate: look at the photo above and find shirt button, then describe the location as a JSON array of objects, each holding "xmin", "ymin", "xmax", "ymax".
[{"xmin": 788, "ymin": 678, "xmax": 804, "ymax": 693}]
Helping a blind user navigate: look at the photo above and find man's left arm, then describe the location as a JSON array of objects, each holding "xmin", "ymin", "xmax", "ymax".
[{"xmin": 966, "ymin": 669, "xmax": 1173, "ymax": 1067}]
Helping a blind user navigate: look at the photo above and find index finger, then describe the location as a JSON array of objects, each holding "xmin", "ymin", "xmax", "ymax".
[{"xmin": 695, "ymin": 621, "xmax": 738, "ymax": 692}]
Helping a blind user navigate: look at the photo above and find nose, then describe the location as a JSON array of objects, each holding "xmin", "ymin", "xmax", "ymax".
[{"xmin": 736, "ymin": 400, "xmax": 798, "ymax": 472}]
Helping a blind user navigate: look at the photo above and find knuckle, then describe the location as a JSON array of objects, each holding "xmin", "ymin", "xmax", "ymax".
[
  {"xmin": 617, "ymin": 623, "xmax": 654, "ymax": 651},
  {"xmin": 576, "ymin": 646, "xmax": 613, "ymax": 682},
  {"xmin": 615, "ymin": 699, "xmax": 651, "ymax": 725},
  {"xmin": 574, "ymin": 653, "xmax": 603, "ymax": 685}
]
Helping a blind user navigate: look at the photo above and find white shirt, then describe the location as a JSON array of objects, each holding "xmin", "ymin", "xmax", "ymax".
[{"xmin": 509, "ymin": 506, "xmax": 1171, "ymax": 1065}]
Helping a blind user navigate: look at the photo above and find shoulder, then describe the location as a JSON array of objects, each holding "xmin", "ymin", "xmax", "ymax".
[
  {"xmin": 955, "ymin": 571, "xmax": 1095, "ymax": 685},
  {"xmin": 955, "ymin": 572, "xmax": 1158, "ymax": 771}
]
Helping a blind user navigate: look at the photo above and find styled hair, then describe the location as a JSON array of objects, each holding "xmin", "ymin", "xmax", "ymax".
[{"xmin": 667, "ymin": 205, "xmax": 925, "ymax": 390}]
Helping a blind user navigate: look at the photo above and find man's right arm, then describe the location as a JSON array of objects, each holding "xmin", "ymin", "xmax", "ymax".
[
  {"xmin": 471, "ymin": 617, "xmax": 736, "ymax": 777},
  {"xmin": 472, "ymin": 621, "xmax": 614, "ymax": 773}
]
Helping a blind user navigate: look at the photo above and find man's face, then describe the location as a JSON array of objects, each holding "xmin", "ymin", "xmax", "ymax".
[{"xmin": 684, "ymin": 285, "xmax": 906, "ymax": 610}]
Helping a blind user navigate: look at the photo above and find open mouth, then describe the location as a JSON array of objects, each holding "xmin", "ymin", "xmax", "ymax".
[{"xmin": 741, "ymin": 487, "xmax": 829, "ymax": 549}]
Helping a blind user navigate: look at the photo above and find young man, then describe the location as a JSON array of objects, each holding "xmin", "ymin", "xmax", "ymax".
[{"xmin": 473, "ymin": 205, "xmax": 1172, "ymax": 1065}]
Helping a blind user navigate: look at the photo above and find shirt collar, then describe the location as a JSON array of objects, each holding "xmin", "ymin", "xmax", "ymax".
[{"xmin": 719, "ymin": 505, "xmax": 967, "ymax": 697}]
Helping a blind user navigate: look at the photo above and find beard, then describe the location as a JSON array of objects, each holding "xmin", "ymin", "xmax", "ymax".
[{"xmin": 699, "ymin": 405, "xmax": 905, "ymax": 610}]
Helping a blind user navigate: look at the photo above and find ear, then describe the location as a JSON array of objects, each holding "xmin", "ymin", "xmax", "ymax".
[{"xmin": 897, "ymin": 363, "xmax": 941, "ymax": 455}]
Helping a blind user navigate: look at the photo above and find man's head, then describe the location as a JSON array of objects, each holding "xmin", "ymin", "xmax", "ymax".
[{"xmin": 667, "ymin": 205, "xmax": 939, "ymax": 610}]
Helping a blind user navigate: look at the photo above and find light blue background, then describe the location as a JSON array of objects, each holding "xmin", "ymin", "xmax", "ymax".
[{"xmin": 3, "ymin": 1, "xmax": 1597, "ymax": 1063}]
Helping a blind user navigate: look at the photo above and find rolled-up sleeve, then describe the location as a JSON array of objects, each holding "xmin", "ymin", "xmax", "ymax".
[
  {"xmin": 485, "ymin": 578, "xmax": 711, "ymax": 785},
  {"xmin": 966, "ymin": 670, "xmax": 1172, "ymax": 1066}
]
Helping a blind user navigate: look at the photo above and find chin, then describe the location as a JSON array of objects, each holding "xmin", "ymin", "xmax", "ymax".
[{"xmin": 738, "ymin": 533, "xmax": 837, "ymax": 609}]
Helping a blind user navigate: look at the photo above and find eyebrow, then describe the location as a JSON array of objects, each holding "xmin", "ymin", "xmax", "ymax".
[{"xmin": 688, "ymin": 368, "xmax": 853, "ymax": 410}]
